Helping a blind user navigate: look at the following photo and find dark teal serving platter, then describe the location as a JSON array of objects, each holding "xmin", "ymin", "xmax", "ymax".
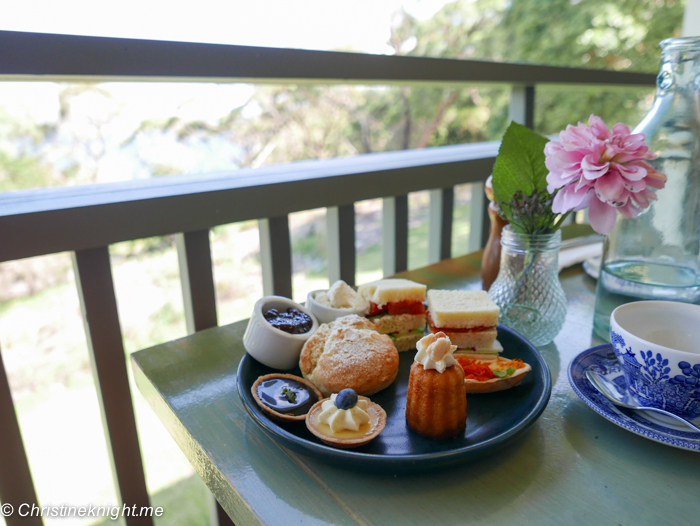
[{"xmin": 237, "ymin": 325, "xmax": 551, "ymax": 471}]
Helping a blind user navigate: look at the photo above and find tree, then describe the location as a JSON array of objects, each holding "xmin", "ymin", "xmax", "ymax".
[{"xmin": 499, "ymin": 0, "xmax": 685, "ymax": 134}]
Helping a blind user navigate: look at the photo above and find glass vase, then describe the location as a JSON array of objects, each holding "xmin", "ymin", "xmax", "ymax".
[
  {"xmin": 593, "ymin": 37, "xmax": 700, "ymax": 341},
  {"xmin": 488, "ymin": 226, "xmax": 567, "ymax": 346}
]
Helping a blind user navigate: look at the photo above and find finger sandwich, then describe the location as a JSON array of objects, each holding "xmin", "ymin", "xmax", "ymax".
[
  {"xmin": 426, "ymin": 289, "xmax": 501, "ymax": 354},
  {"xmin": 358, "ymin": 279, "xmax": 427, "ymax": 352}
]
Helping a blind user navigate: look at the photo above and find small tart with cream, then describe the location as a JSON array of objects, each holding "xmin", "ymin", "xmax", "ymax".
[
  {"xmin": 305, "ymin": 389, "xmax": 386, "ymax": 449},
  {"xmin": 252, "ymin": 374, "xmax": 323, "ymax": 422}
]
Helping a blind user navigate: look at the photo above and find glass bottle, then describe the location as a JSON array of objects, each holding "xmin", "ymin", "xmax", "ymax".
[
  {"xmin": 593, "ymin": 37, "xmax": 700, "ymax": 341},
  {"xmin": 488, "ymin": 226, "xmax": 567, "ymax": 346}
]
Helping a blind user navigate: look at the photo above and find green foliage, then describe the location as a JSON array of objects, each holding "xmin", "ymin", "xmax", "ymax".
[
  {"xmin": 0, "ymin": 151, "xmax": 53, "ymax": 192},
  {"xmin": 492, "ymin": 122, "xmax": 549, "ymax": 201},
  {"xmin": 492, "ymin": 122, "xmax": 562, "ymax": 234},
  {"xmin": 0, "ymin": 108, "xmax": 55, "ymax": 191},
  {"xmin": 500, "ymin": 189, "xmax": 561, "ymax": 235},
  {"xmin": 110, "ymin": 236, "xmax": 175, "ymax": 260},
  {"xmin": 498, "ymin": 0, "xmax": 683, "ymax": 134},
  {"xmin": 403, "ymin": 0, "xmax": 509, "ymax": 60},
  {"xmin": 501, "ymin": 0, "xmax": 684, "ymax": 71}
]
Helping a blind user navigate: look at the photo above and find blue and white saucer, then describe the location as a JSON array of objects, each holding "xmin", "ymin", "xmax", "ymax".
[{"xmin": 568, "ymin": 344, "xmax": 700, "ymax": 452}]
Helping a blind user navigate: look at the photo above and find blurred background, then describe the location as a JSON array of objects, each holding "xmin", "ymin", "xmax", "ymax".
[{"xmin": 0, "ymin": 0, "xmax": 687, "ymax": 524}]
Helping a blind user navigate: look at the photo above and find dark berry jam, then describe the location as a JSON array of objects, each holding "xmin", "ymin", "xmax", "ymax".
[
  {"xmin": 263, "ymin": 307, "xmax": 313, "ymax": 334},
  {"xmin": 256, "ymin": 377, "xmax": 318, "ymax": 416}
]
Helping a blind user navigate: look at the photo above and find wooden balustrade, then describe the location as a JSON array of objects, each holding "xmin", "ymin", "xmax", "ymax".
[
  {"xmin": 73, "ymin": 248, "xmax": 152, "ymax": 526},
  {"xmin": 327, "ymin": 204, "xmax": 357, "ymax": 287},
  {"xmin": 382, "ymin": 195, "xmax": 409, "ymax": 276},
  {"xmin": 175, "ymin": 231, "xmax": 234, "ymax": 526},
  {"xmin": 0, "ymin": 29, "xmax": 653, "ymax": 526},
  {"xmin": 0, "ymin": 346, "xmax": 42, "ymax": 526}
]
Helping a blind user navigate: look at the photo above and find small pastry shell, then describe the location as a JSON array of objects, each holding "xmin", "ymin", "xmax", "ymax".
[
  {"xmin": 464, "ymin": 364, "xmax": 531, "ymax": 393},
  {"xmin": 460, "ymin": 355, "xmax": 532, "ymax": 394},
  {"xmin": 305, "ymin": 396, "xmax": 386, "ymax": 449},
  {"xmin": 251, "ymin": 374, "xmax": 323, "ymax": 422}
]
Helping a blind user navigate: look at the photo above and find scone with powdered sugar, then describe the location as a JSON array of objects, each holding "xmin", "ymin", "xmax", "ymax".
[{"xmin": 299, "ymin": 315, "xmax": 399, "ymax": 397}]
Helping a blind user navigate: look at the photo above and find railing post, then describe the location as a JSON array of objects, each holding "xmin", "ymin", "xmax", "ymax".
[
  {"xmin": 258, "ymin": 216, "xmax": 293, "ymax": 298},
  {"xmin": 73, "ymin": 247, "xmax": 152, "ymax": 526},
  {"xmin": 428, "ymin": 188, "xmax": 454, "ymax": 264},
  {"xmin": 468, "ymin": 182, "xmax": 490, "ymax": 252},
  {"xmin": 470, "ymin": 85, "xmax": 534, "ymax": 253},
  {"xmin": 326, "ymin": 205, "xmax": 356, "ymax": 286},
  {"xmin": 382, "ymin": 195, "xmax": 408, "ymax": 276},
  {"xmin": 176, "ymin": 230, "xmax": 218, "ymax": 333},
  {"xmin": 509, "ymin": 85, "xmax": 535, "ymax": 129},
  {"xmin": 175, "ymin": 231, "xmax": 233, "ymax": 526},
  {"xmin": 0, "ymin": 345, "xmax": 42, "ymax": 526}
]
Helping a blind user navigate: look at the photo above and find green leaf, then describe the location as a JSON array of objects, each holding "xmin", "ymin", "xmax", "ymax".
[
  {"xmin": 492, "ymin": 121, "xmax": 550, "ymax": 219},
  {"xmin": 282, "ymin": 387, "xmax": 297, "ymax": 404},
  {"xmin": 492, "ymin": 367, "xmax": 516, "ymax": 378}
]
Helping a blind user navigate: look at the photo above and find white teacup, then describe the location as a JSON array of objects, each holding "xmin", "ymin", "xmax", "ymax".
[
  {"xmin": 610, "ymin": 301, "xmax": 700, "ymax": 419},
  {"xmin": 242, "ymin": 296, "xmax": 318, "ymax": 370}
]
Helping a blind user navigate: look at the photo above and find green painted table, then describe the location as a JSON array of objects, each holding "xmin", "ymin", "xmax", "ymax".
[{"xmin": 132, "ymin": 244, "xmax": 699, "ymax": 526}]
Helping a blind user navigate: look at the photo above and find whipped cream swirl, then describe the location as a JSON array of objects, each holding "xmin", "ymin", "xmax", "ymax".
[
  {"xmin": 414, "ymin": 332, "xmax": 458, "ymax": 373},
  {"xmin": 318, "ymin": 393, "xmax": 370, "ymax": 433},
  {"xmin": 315, "ymin": 280, "xmax": 368, "ymax": 310}
]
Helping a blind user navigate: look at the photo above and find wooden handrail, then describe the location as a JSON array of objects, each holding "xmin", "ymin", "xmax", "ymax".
[
  {"xmin": 0, "ymin": 30, "xmax": 656, "ymax": 86},
  {"xmin": 0, "ymin": 142, "xmax": 499, "ymax": 262}
]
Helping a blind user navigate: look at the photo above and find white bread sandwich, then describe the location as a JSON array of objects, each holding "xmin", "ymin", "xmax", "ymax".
[
  {"xmin": 357, "ymin": 279, "xmax": 427, "ymax": 352},
  {"xmin": 426, "ymin": 290, "xmax": 501, "ymax": 353}
]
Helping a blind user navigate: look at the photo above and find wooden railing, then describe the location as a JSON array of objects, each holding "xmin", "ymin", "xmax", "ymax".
[{"xmin": 0, "ymin": 30, "xmax": 656, "ymax": 526}]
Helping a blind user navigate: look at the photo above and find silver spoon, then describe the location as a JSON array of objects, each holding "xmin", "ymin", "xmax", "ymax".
[{"xmin": 585, "ymin": 368, "xmax": 700, "ymax": 434}]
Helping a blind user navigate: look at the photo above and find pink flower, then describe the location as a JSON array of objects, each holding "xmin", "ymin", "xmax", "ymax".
[{"xmin": 545, "ymin": 115, "xmax": 666, "ymax": 234}]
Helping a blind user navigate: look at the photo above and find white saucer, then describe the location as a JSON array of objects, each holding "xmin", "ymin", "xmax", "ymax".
[{"xmin": 582, "ymin": 256, "xmax": 600, "ymax": 279}]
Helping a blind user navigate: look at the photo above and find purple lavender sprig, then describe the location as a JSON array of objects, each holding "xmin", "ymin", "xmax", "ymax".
[{"xmin": 497, "ymin": 188, "xmax": 565, "ymax": 235}]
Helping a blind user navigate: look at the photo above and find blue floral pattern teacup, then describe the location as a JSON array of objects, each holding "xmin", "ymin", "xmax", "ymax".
[{"xmin": 610, "ymin": 301, "xmax": 700, "ymax": 419}]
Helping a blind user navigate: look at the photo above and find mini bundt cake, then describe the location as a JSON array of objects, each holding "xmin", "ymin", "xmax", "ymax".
[{"xmin": 405, "ymin": 332, "xmax": 467, "ymax": 439}]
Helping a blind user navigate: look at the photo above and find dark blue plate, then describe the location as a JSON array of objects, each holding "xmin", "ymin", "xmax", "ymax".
[
  {"xmin": 238, "ymin": 325, "xmax": 551, "ymax": 471},
  {"xmin": 568, "ymin": 344, "xmax": 700, "ymax": 452}
]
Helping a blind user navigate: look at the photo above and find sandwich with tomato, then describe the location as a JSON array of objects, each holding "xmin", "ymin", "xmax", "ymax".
[
  {"xmin": 426, "ymin": 289, "xmax": 501, "ymax": 354},
  {"xmin": 426, "ymin": 290, "xmax": 531, "ymax": 392},
  {"xmin": 358, "ymin": 279, "xmax": 427, "ymax": 352}
]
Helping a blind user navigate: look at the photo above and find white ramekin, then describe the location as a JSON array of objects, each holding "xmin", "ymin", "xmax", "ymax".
[{"xmin": 242, "ymin": 296, "xmax": 318, "ymax": 370}]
